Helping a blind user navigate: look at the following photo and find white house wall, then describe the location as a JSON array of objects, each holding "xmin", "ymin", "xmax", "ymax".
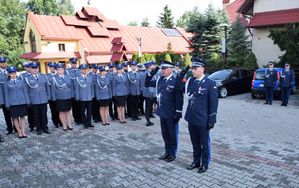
[
  {"xmin": 254, "ymin": 0, "xmax": 299, "ymax": 13},
  {"xmin": 251, "ymin": 28, "xmax": 284, "ymax": 67}
]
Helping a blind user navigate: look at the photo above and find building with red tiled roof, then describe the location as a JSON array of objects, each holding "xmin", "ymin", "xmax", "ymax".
[
  {"xmin": 223, "ymin": 0, "xmax": 247, "ymax": 26},
  {"xmin": 238, "ymin": 0, "xmax": 299, "ymax": 67},
  {"xmin": 22, "ymin": 6, "xmax": 192, "ymax": 73}
]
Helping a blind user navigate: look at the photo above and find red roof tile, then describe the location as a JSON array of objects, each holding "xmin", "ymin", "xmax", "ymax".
[
  {"xmin": 110, "ymin": 52, "xmax": 128, "ymax": 61},
  {"xmin": 82, "ymin": 6, "xmax": 107, "ymax": 21},
  {"xmin": 21, "ymin": 52, "xmax": 81, "ymax": 59},
  {"xmin": 224, "ymin": 0, "xmax": 247, "ymax": 25},
  {"xmin": 61, "ymin": 15, "xmax": 92, "ymax": 27},
  {"xmin": 111, "ymin": 44, "xmax": 126, "ymax": 52},
  {"xmin": 100, "ymin": 19, "xmax": 120, "ymax": 30},
  {"xmin": 76, "ymin": 11, "xmax": 88, "ymax": 19},
  {"xmin": 87, "ymin": 23, "xmax": 110, "ymax": 37},
  {"xmin": 86, "ymin": 55, "xmax": 111, "ymax": 64},
  {"xmin": 248, "ymin": 8, "xmax": 299, "ymax": 27}
]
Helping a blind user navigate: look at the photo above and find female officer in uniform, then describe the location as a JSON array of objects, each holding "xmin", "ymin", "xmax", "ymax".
[
  {"xmin": 51, "ymin": 63, "xmax": 73, "ymax": 131},
  {"xmin": 4, "ymin": 66, "xmax": 30, "ymax": 138},
  {"xmin": 112, "ymin": 64, "xmax": 129, "ymax": 124},
  {"xmin": 0, "ymin": 79, "xmax": 4, "ymax": 142},
  {"xmin": 95, "ymin": 66, "xmax": 112, "ymax": 126}
]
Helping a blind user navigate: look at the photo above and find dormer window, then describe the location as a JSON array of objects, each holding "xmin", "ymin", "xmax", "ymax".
[{"xmin": 58, "ymin": 43, "xmax": 65, "ymax": 52}]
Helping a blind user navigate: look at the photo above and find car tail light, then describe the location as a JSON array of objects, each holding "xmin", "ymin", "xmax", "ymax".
[
  {"xmin": 252, "ymin": 72, "xmax": 256, "ymax": 89},
  {"xmin": 277, "ymin": 72, "xmax": 280, "ymax": 81}
]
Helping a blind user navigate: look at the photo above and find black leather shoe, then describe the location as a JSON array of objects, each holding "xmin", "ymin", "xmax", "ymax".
[
  {"xmin": 158, "ymin": 153, "xmax": 169, "ymax": 160},
  {"xmin": 43, "ymin": 130, "xmax": 51, "ymax": 134},
  {"xmin": 135, "ymin": 117, "xmax": 141, "ymax": 120},
  {"xmin": 187, "ymin": 162, "xmax": 200, "ymax": 170},
  {"xmin": 0, "ymin": 135, "xmax": 4, "ymax": 143},
  {"xmin": 165, "ymin": 155, "xmax": 176, "ymax": 162},
  {"xmin": 37, "ymin": 130, "xmax": 42, "ymax": 135},
  {"xmin": 150, "ymin": 115, "xmax": 156, "ymax": 118},
  {"xmin": 88, "ymin": 124, "xmax": 94, "ymax": 127},
  {"xmin": 198, "ymin": 166, "xmax": 208, "ymax": 173},
  {"xmin": 263, "ymin": 102, "xmax": 268, "ymax": 105},
  {"xmin": 6, "ymin": 130, "xmax": 13, "ymax": 135},
  {"xmin": 146, "ymin": 122, "xmax": 154, "ymax": 126},
  {"xmin": 30, "ymin": 127, "xmax": 35, "ymax": 132}
]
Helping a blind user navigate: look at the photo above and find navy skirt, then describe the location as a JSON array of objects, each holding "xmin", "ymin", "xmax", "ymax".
[
  {"xmin": 98, "ymin": 99, "xmax": 111, "ymax": 107},
  {"xmin": 56, "ymin": 99, "xmax": 72, "ymax": 112},
  {"xmin": 10, "ymin": 104, "xmax": 28, "ymax": 118},
  {"xmin": 114, "ymin": 96, "xmax": 127, "ymax": 107}
]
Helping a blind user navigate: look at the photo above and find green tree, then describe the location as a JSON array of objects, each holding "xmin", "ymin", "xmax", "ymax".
[
  {"xmin": 27, "ymin": 0, "xmax": 74, "ymax": 15},
  {"xmin": 187, "ymin": 4, "xmax": 229, "ymax": 62},
  {"xmin": 182, "ymin": 53, "xmax": 192, "ymax": 67},
  {"xmin": 269, "ymin": 23, "xmax": 299, "ymax": 66},
  {"xmin": 141, "ymin": 18, "xmax": 150, "ymax": 27},
  {"xmin": 157, "ymin": 5, "xmax": 174, "ymax": 28},
  {"xmin": 164, "ymin": 53, "xmax": 172, "ymax": 62},
  {"xmin": 132, "ymin": 53, "xmax": 139, "ymax": 62},
  {"xmin": 227, "ymin": 16, "xmax": 250, "ymax": 67},
  {"xmin": 128, "ymin": 21, "xmax": 138, "ymax": 26},
  {"xmin": 176, "ymin": 7, "xmax": 200, "ymax": 28},
  {"xmin": 0, "ymin": 0, "xmax": 26, "ymax": 66}
]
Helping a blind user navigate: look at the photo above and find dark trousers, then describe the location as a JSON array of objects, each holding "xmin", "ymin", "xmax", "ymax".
[
  {"xmin": 27, "ymin": 106, "xmax": 34, "ymax": 129},
  {"xmin": 79, "ymin": 101, "xmax": 92, "ymax": 127},
  {"xmin": 92, "ymin": 98, "xmax": 101, "ymax": 122},
  {"xmin": 265, "ymin": 87, "xmax": 274, "ymax": 104},
  {"xmin": 138, "ymin": 95, "xmax": 145, "ymax": 115},
  {"xmin": 72, "ymin": 98, "xmax": 82, "ymax": 123},
  {"xmin": 145, "ymin": 97, "xmax": 153, "ymax": 122},
  {"xmin": 49, "ymin": 100, "xmax": 62, "ymax": 127},
  {"xmin": 2, "ymin": 106, "xmax": 13, "ymax": 132},
  {"xmin": 281, "ymin": 87, "xmax": 291, "ymax": 105},
  {"xmin": 127, "ymin": 95, "xmax": 140, "ymax": 118},
  {"xmin": 188, "ymin": 124, "xmax": 210, "ymax": 167},
  {"xmin": 160, "ymin": 118, "xmax": 179, "ymax": 157},
  {"xmin": 31, "ymin": 103, "xmax": 48, "ymax": 132},
  {"xmin": 109, "ymin": 98, "xmax": 117, "ymax": 119}
]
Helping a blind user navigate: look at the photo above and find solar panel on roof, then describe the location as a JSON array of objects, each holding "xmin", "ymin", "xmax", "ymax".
[{"xmin": 161, "ymin": 29, "xmax": 182, "ymax": 37}]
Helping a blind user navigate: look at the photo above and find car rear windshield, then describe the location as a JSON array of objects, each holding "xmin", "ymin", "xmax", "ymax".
[
  {"xmin": 208, "ymin": 69, "xmax": 232, "ymax": 80},
  {"xmin": 255, "ymin": 71, "xmax": 265, "ymax": 80}
]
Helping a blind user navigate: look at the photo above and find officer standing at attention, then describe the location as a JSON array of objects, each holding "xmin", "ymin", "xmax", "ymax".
[
  {"xmin": 280, "ymin": 63, "xmax": 295, "ymax": 107},
  {"xmin": 0, "ymin": 56, "xmax": 13, "ymax": 135},
  {"xmin": 142, "ymin": 62, "xmax": 155, "ymax": 126},
  {"xmin": 95, "ymin": 66, "xmax": 112, "ymax": 126},
  {"xmin": 107, "ymin": 63, "xmax": 117, "ymax": 120},
  {"xmin": 145, "ymin": 61, "xmax": 184, "ymax": 162},
  {"xmin": 127, "ymin": 61, "xmax": 142, "ymax": 121},
  {"xmin": 89, "ymin": 64, "xmax": 101, "ymax": 123},
  {"xmin": 184, "ymin": 58, "xmax": 218, "ymax": 173},
  {"xmin": 21, "ymin": 62, "xmax": 31, "ymax": 79},
  {"xmin": 137, "ymin": 63, "xmax": 146, "ymax": 116},
  {"xmin": 112, "ymin": 64, "xmax": 129, "ymax": 124},
  {"xmin": 0, "ymin": 80, "xmax": 4, "ymax": 142},
  {"xmin": 264, "ymin": 62, "xmax": 278, "ymax": 105},
  {"xmin": 75, "ymin": 64, "xmax": 94, "ymax": 129},
  {"xmin": 66, "ymin": 57, "xmax": 82, "ymax": 124},
  {"xmin": 25, "ymin": 62, "xmax": 51, "ymax": 135},
  {"xmin": 4, "ymin": 66, "xmax": 30, "ymax": 139},
  {"xmin": 51, "ymin": 63, "xmax": 74, "ymax": 131},
  {"xmin": 46, "ymin": 62, "xmax": 62, "ymax": 128}
]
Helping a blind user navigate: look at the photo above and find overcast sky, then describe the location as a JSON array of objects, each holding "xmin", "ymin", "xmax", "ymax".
[{"xmin": 72, "ymin": 0, "xmax": 223, "ymax": 26}]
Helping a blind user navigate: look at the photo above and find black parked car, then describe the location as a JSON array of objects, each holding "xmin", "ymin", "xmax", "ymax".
[{"xmin": 208, "ymin": 69, "xmax": 254, "ymax": 98}]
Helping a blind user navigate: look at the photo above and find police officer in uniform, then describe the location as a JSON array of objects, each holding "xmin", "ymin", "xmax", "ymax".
[
  {"xmin": 0, "ymin": 56, "xmax": 13, "ymax": 135},
  {"xmin": 95, "ymin": 66, "xmax": 112, "ymax": 125},
  {"xmin": 75, "ymin": 64, "xmax": 94, "ymax": 128},
  {"xmin": 142, "ymin": 62, "xmax": 155, "ymax": 126},
  {"xmin": 280, "ymin": 63, "xmax": 295, "ymax": 106},
  {"xmin": 47, "ymin": 62, "xmax": 62, "ymax": 128},
  {"xmin": 184, "ymin": 58, "xmax": 218, "ymax": 173},
  {"xmin": 0, "ymin": 80, "xmax": 4, "ymax": 142},
  {"xmin": 66, "ymin": 57, "xmax": 82, "ymax": 124},
  {"xmin": 138, "ymin": 63, "xmax": 146, "ymax": 116},
  {"xmin": 127, "ymin": 61, "xmax": 142, "ymax": 121},
  {"xmin": 264, "ymin": 62, "xmax": 278, "ymax": 105},
  {"xmin": 4, "ymin": 66, "xmax": 30, "ymax": 138},
  {"xmin": 173, "ymin": 62, "xmax": 181, "ymax": 77},
  {"xmin": 51, "ymin": 63, "xmax": 74, "ymax": 131},
  {"xmin": 89, "ymin": 64, "xmax": 101, "ymax": 123},
  {"xmin": 107, "ymin": 63, "xmax": 117, "ymax": 120},
  {"xmin": 25, "ymin": 62, "xmax": 51, "ymax": 135},
  {"xmin": 21, "ymin": 62, "xmax": 31, "ymax": 79},
  {"xmin": 145, "ymin": 61, "xmax": 184, "ymax": 162}
]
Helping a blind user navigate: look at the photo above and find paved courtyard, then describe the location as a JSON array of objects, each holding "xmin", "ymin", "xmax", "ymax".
[{"xmin": 0, "ymin": 93, "xmax": 299, "ymax": 188}]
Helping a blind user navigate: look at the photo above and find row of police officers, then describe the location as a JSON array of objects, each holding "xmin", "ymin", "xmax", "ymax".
[{"xmin": 0, "ymin": 56, "xmax": 219, "ymax": 174}]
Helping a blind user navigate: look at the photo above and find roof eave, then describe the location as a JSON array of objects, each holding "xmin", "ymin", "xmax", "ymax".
[{"xmin": 237, "ymin": 0, "xmax": 254, "ymax": 15}]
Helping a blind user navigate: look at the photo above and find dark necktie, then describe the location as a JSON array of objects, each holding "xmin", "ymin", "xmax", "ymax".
[{"xmin": 35, "ymin": 75, "xmax": 38, "ymax": 81}]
